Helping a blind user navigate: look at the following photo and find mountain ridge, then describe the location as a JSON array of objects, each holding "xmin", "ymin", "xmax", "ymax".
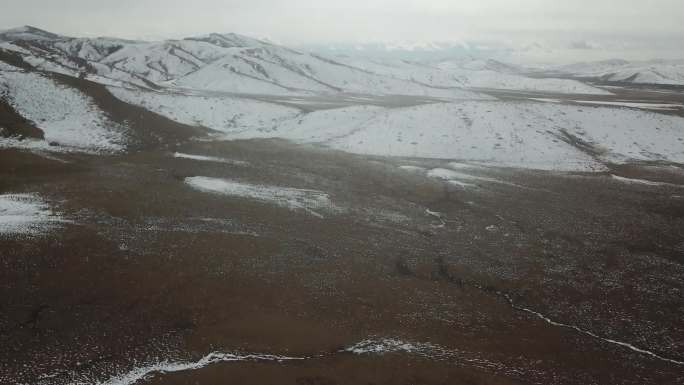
[{"xmin": 0, "ymin": 25, "xmax": 614, "ymax": 96}]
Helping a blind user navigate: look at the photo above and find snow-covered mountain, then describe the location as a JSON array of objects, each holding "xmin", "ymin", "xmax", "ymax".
[
  {"xmin": 553, "ymin": 59, "xmax": 684, "ymax": 85},
  {"xmin": 313, "ymin": 56, "xmax": 609, "ymax": 95},
  {"xmin": 0, "ymin": 26, "xmax": 477, "ymax": 97},
  {"xmin": 0, "ymin": 26, "xmax": 611, "ymax": 96}
]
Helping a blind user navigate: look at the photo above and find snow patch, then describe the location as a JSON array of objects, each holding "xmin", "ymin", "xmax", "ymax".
[
  {"xmin": 97, "ymin": 352, "xmax": 304, "ymax": 385},
  {"xmin": 173, "ymin": 152, "xmax": 249, "ymax": 166},
  {"xmin": 185, "ymin": 177, "xmax": 334, "ymax": 217},
  {"xmin": 398, "ymin": 165, "xmax": 427, "ymax": 173},
  {"xmin": 0, "ymin": 193, "xmax": 62, "ymax": 235},
  {"xmin": 611, "ymin": 175, "xmax": 682, "ymax": 187},
  {"xmin": 425, "ymin": 209, "xmax": 446, "ymax": 228},
  {"xmin": 344, "ymin": 338, "xmax": 439, "ymax": 355},
  {"xmin": 0, "ymin": 70, "xmax": 126, "ymax": 153},
  {"xmin": 342, "ymin": 337, "xmax": 505, "ymax": 372},
  {"xmin": 427, "ymin": 168, "xmax": 515, "ymax": 188}
]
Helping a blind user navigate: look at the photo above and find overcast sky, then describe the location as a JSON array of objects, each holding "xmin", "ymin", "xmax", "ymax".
[{"xmin": 2, "ymin": 0, "xmax": 683, "ymax": 61}]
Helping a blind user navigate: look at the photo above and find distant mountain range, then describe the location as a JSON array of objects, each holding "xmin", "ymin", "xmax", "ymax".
[
  {"xmin": 0, "ymin": 25, "xmax": 619, "ymax": 97},
  {"xmin": 550, "ymin": 59, "xmax": 684, "ymax": 85}
]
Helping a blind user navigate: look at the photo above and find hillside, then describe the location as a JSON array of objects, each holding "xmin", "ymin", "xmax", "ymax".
[{"xmin": 555, "ymin": 59, "xmax": 684, "ymax": 85}]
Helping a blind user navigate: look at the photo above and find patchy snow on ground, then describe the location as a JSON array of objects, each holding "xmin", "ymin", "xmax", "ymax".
[
  {"xmin": 0, "ymin": 193, "xmax": 61, "ymax": 235},
  {"xmin": 185, "ymin": 176, "xmax": 334, "ymax": 217},
  {"xmin": 88, "ymin": 338, "xmax": 498, "ymax": 385},
  {"xmin": 341, "ymin": 337, "xmax": 507, "ymax": 372},
  {"xmin": 173, "ymin": 152, "xmax": 249, "ymax": 166},
  {"xmin": 0, "ymin": 66, "xmax": 126, "ymax": 153},
  {"xmin": 427, "ymin": 168, "xmax": 524, "ymax": 189},
  {"xmin": 96, "ymin": 352, "xmax": 304, "ymax": 385},
  {"xmin": 345, "ymin": 338, "xmax": 439, "ymax": 355}
]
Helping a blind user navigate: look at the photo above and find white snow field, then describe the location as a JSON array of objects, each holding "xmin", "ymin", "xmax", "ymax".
[
  {"xmin": 185, "ymin": 177, "xmax": 335, "ymax": 217},
  {"xmin": 0, "ymin": 193, "xmax": 61, "ymax": 235},
  {"xmin": 312, "ymin": 102, "xmax": 684, "ymax": 169},
  {"xmin": 0, "ymin": 64, "xmax": 126, "ymax": 153},
  {"xmin": 111, "ymin": 85, "xmax": 684, "ymax": 171}
]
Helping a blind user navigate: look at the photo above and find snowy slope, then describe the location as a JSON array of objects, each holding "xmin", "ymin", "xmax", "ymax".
[
  {"xmin": 182, "ymin": 100, "xmax": 683, "ymax": 171},
  {"xmin": 604, "ymin": 64, "xmax": 684, "ymax": 85},
  {"xmin": 327, "ymin": 56, "xmax": 610, "ymax": 95},
  {"xmin": 321, "ymin": 56, "xmax": 466, "ymax": 88},
  {"xmin": 108, "ymin": 87, "xmax": 300, "ymax": 135},
  {"xmin": 218, "ymin": 102, "xmax": 599, "ymax": 171},
  {"xmin": 171, "ymin": 46, "xmax": 480, "ymax": 97},
  {"xmin": 556, "ymin": 60, "xmax": 684, "ymax": 85},
  {"xmin": 447, "ymin": 69, "xmax": 611, "ymax": 94},
  {"xmin": 98, "ymin": 40, "xmax": 216, "ymax": 83},
  {"xmin": 0, "ymin": 63, "xmax": 127, "ymax": 152},
  {"xmin": 434, "ymin": 59, "xmax": 611, "ymax": 94},
  {"xmin": 107, "ymin": 77, "xmax": 684, "ymax": 171}
]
